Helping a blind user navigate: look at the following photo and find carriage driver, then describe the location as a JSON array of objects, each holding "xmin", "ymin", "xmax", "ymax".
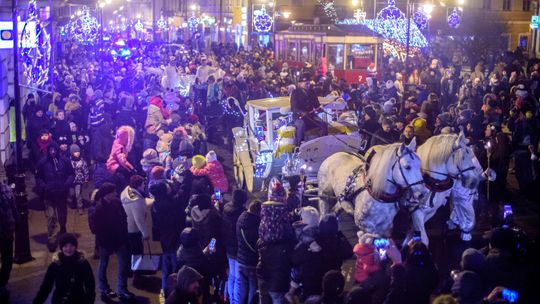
[{"xmin": 290, "ymin": 73, "xmax": 328, "ymax": 145}]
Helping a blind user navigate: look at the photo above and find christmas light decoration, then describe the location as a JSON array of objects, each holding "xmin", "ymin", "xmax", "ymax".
[
  {"xmin": 134, "ymin": 19, "xmax": 144, "ymax": 31},
  {"xmin": 157, "ymin": 15, "xmax": 168, "ymax": 31},
  {"xmin": 383, "ymin": 40, "xmax": 420, "ymax": 61},
  {"xmin": 20, "ymin": 0, "xmax": 51, "ymax": 87},
  {"xmin": 318, "ymin": 0, "xmax": 338, "ymax": 23},
  {"xmin": 413, "ymin": 7, "xmax": 428, "ymax": 30},
  {"xmin": 354, "ymin": 9, "xmax": 367, "ymax": 23},
  {"xmin": 69, "ymin": 6, "xmax": 99, "ymax": 44},
  {"xmin": 253, "ymin": 7, "xmax": 273, "ymax": 32},
  {"xmin": 188, "ymin": 15, "xmax": 200, "ymax": 31},
  {"xmin": 447, "ymin": 8, "xmax": 461, "ymax": 29},
  {"xmin": 378, "ymin": 0, "xmax": 404, "ymax": 20}
]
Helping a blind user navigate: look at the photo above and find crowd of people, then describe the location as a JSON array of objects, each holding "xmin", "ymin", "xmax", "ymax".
[{"xmin": 0, "ymin": 36, "xmax": 537, "ymax": 304}]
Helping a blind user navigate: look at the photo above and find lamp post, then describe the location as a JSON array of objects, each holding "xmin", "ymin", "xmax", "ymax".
[{"xmin": 12, "ymin": 0, "xmax": 33, "ymax": 265}]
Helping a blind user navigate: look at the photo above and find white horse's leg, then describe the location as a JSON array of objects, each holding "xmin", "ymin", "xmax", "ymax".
[
  {"xmin": 354, "ymin": 193, "xmax": 399, "ymax": 244},
  {"xmin": 410, "ymin": 209, "xmax": 429, "ymax": 246}
]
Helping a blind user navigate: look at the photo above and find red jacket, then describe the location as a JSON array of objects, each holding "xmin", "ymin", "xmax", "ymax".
[{"xmin": 191, "ymin": 160, "xmax": 229, "ymax": 192}]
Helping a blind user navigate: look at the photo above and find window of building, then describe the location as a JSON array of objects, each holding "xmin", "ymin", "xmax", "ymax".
[
  {"xmin": 287, "ymin": 41, "xmax": 298, "ymax": 61},
  {"xmin": 503, "ymin": 0, "xmax": 511, "ymax": 11},
  {"xmin": 523, "ymin": 0, "xmax": 531, "ymax": 11},
  {"xmin": 482, "ymin": 0, "xmax": 491, "ymax": 9}
]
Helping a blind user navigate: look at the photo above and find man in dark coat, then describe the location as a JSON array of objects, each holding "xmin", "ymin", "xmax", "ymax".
[
  {"xmin": 35, "ymin": 142, "xmax": 74, "ymax": 252},
  {"xmin": 165, "ymin": 266, "xmax": 203, "ymax": 304},
  {"xmin": 221, "ymin": 189, "xmax": 247, "ymax": 303},
  {"xmin": 235, "ymin": 200, "xmax": 262, "ymax": 304},
  {"xmin": 150, "ymin": 179, "xmax": 190, "ymax": 298},
  {"xmin": 90, "ymin": 120, "xmax": 113, "ymax": 164},
  {"xmin": 291, "ymin": 73, "xmax": 326, "ymax": 145},
  {"xmin": 92, "ymin": 183, "xmax": 134, "ymax": 301}
]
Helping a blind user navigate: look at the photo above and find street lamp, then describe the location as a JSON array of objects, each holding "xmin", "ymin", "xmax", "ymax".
[
  {"xmin": 352, "ymin": 0, "xmax": 359, "ymax": 7},
  {"xmin": 282, "ymin": 11, "xmax": 291, "ymax": 19}
]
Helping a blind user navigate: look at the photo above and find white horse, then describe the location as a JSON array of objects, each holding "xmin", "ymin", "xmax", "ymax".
[
  {"xmin": 406, "ymin": 132, "xmax": 480, "ymax": 245},
  {"xmin": 318, "ymin": 139, "xmax": 427, "ymax": 243}
]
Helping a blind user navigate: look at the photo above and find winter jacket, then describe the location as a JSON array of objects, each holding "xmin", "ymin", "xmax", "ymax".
[
  {"xmin": 71, "ymin": 157, "xmax": 89, "ymax": 185},
  {"xmin": 35, "ymin": 146, "xmax": 74, "ymax": 195},
  {"xmin": 191, "ymin": 160, "xmax": 229, "ymax": 193},
  {"xmin": 51, "ymin": 119, "xmax": 70, "ymax": 142},
  {"xmin": 33, "ymin": 251, "xmax": 95, "ymax": 304},
  {"xmin": 90, "ymin": 122, "xmax": 113, "ymax": 164},
  {"xmin": 150, "ymin": 181, "xmax": 190, "ymax": 252},
  {"xmin": 106, "ymin": 125, "xmax": 135, "ymax": 173},
  {"xmin": 191, "ymin": 206, "xmax": 223, "ymax": 252},
  {"xmin": 88, "ymin": 98, "xmax": 105, "ymax": 127},
  {"xmin": 92, "ymin": 163, "xmax": 115, "ymax": 189},
  {"xmin": 120, "ymin": 186, "xmax": 152, "ymax": 238},
  {"xmin": 0, "ymin": 182, "xmax": 18, "ymax": 239},
  {"xmin": 190, "ymin": 174, "xmax": 213, "ymax": 196},
  {"xmin": 145, "ymin": 104, "xmax": 169, "ymax": 132},
  {"xmin": 317, "ymin": 231, "xmax": 353, "ymax": 275},
  {"xmin": 93, "ymin": 197, "xmax": 129, "ymax": 251},
  {"xmin": 221, "ymin": 202, "xmax": 244, "ymax": 258},
  {"xmin": 291, "ymin": 242, "xmax": 326, "ymax": 297},
  {"xmin": 236, "ymin": 211, "xmax": 261, "ymax": 268},
  {"xmin": 176, "ymin": 246, "xmax": 211, "ymax": 280},
  {"xmin": 256, "ymin": 239, "xmax": 294, "ymax": 292}
]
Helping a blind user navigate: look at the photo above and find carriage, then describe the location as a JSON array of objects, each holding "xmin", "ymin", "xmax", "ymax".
[{"xmin": 233, "ymin": 95, "xmax": 365, "ymax": 192}]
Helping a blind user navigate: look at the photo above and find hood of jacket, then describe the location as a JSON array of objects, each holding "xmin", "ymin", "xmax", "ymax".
[
  {"xmin": 121, "ymin": 186, "xmax": 144, "ymax": 204},
  {"xmin": 52, "ymin": 250, "xmax": 86, "ymax": 265},
  {"xmin": 115, "ymin": 125, "xmax": 135, "ymax": 152},
  {"xmin": 190, "ymin": 206, "xmax": 210, "ymax": 223}
]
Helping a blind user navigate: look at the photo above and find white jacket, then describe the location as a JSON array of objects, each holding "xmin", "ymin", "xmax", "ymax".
[{"xmin": 120, "ymin": 186, "xmax": 153, "ymax": 238}]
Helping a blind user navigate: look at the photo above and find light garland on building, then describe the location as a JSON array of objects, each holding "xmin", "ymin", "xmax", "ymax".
[
  {"xmin": 156, "ymin": 15, "xmax": 168, "ymax": 31},
  {"xmin": 253, "ymin": 7, "xmax": 273, "ymax": 32},
  {"xmin": 447, "ymin": 8, "xmax": 461, "ymax": 29},
  {"xmin": 20, "ymin": 0, "xmax": 51, "ymax": 87},
  {"xmin": 318, "ymin": 0, "xmax": 338, "ymax": 23},
  {"xmin": 188, "ymin": 15, "xmax": 200, "ymax": 32},
  {"xmin": 69, "ymin": 6, "xmax": 99, "ymax": 44},
  {"xmin": 134, "ymin": 19, "xmax": 144, "ymax": 32},
  {"xmin": 383, "ymin": 40, "xmax": 420, "ymax": 61}
]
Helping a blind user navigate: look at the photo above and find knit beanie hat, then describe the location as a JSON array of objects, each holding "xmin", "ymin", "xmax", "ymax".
[
  {"xmin": 58, "ymin": 233, "xmax": 78, "ymax": 249},
  {"xmin": 460, "ymin": 248, "xmax": 486, "ymax": 273},
  {"xmin": 150, "ymin": 166, "xmax": 165, "ymax": 180},
  {"xmin": 437, "ymin": 112, "xmax": 452, "ymax": 126},
  {"xmin": 300, "ymin": 206, "xmax": 320, "ymax": 228},
  {"xmin": 205, "ymin": 150, "xmax": 218, "ymax": 163},
  {"xmin": 192, "ymin": 155, "xmax": 206, "ymax": 169},
  {"xmin": 267, "ymin": 177, "xmax": 287, "ymax": 203},
  {"xmin": 69, "ymin": 144, "xmax": 80, "ymax": 154},
  {"xmin": 142, "ymin": 148, "xmax": 159, "ymax": 161}
]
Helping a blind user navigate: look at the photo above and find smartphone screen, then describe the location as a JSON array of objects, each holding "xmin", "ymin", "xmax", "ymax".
[
  {"xmin": 501, "ymin": 289, "xmax": 518, "ymax": 303},
  {"xmin": 373, "ymin": 238, "xmax": 389, "ymax": 259},
  {"xmin": 412, "ymin": 231, "xmax": 422, "ymax": 242},
  {"xmin": 214, "ymin": 189, "xmax": 221, "ymax": 200},
  {"xmin": 209, "ymin": 238, "xmax": 216, "ymax": 251}
]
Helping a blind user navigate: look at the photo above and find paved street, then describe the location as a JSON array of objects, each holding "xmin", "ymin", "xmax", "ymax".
[{"xmin": 6, "ymin": 143, "xmax": 540, "ymax": 303}]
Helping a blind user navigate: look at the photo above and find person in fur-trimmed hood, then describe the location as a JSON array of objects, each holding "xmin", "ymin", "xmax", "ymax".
[
  {"xmin": 190, "ymin": 151, "xmax": 229, "ymax": 193},
  {"xmin": 33, "ymin": 233, "xmax": 95, "ymax": 304},
  {"xmin": 106, "ymin": 125, "xmax": 135, "ymax": 175}
]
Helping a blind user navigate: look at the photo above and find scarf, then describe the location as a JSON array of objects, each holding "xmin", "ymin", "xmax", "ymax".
[{"xmin": 37, "ymin": 138, "xmax": 52, "ymax": 154}]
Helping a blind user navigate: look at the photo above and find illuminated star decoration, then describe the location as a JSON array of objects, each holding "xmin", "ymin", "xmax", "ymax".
[
  {"xmin": 413, "ymin": 7, "xmax": 428, "ymax": 30},
  {"xmin": 20, "ymin": 0, "xmax": 51, "ymax": 87},
  {"xmin": 188, "ymin": 15, "xmax": 200, "ymax": 31},
  {"xmin": 157, "ymin": 15, "xmax": 168, "ymax": 31},
  {"xmin": 447, "ymin": 8, "xmax": 461, "ymax": 29},
  {"xmin": 253, "ymin": 7, "xmax": 273, "ymax": 32},
  {"xmin": 354, "ymin": 9, "xmax": 367, "ymax": 23},
  {"xmin": 70, "ymin": 6, "xmax": 100, "ymax": 44},
  {"xmin": 134, "ymin": 19, "xmax": 144, "ymax": 31}
]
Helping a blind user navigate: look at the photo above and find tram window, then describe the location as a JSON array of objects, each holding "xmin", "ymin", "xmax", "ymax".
[
  {"xmin": 327, "ymin": 44, "xmax": 344, "ymax": 69},
  {"xmin": 347, "ymin": 44, "xmax": 375, "ymax": 70},
  {"xmin": 300, "ymin": 41, "xmax": 310, "ymax": 62},
  {"xmin": 287, "ymin": 41, "xmax": 298, "ymax": 61}
]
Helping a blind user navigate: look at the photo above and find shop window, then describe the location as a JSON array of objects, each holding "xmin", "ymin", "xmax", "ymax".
[
  {"xmin": 347, "ymin": 44, "xmax": 375, "ymax": 70},
  {"xmin": 327, "ymin": 44, "xmax": 344, "ymax": 70}
]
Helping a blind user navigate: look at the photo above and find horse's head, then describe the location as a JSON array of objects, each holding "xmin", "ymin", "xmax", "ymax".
[
  {"xmin": 393, "ymin": 138, "xmax": 427, "ymax": 203},
  {"xmin": 447, "ymin": 131, "xmax": 479, "ymax": 189}
]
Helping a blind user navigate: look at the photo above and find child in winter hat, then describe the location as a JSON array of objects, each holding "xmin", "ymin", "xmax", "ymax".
[
  {"xmin": 70, "ymin": 144, "xmax": 89, "ymax": 214},
  {"xmin": 190, "ymin": 151, "xmax": 229, "ymax": 193},
  {"xmin": 140, "ymin": 148, "xmax": 161, "ymax": 176}
]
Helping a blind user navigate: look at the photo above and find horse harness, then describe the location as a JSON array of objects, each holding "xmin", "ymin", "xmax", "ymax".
[{"xmin": 339, "ymin": 147, "xmax": 423, "ymax": 204}]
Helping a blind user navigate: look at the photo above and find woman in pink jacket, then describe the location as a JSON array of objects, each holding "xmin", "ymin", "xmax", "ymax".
[
  {"xmin": 106, "ymin": 125, "xmax": 135, "ymax": 176},
  {"xmin": 191, "ymin": 151, "xmax": 229, "ymax": 193}
]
